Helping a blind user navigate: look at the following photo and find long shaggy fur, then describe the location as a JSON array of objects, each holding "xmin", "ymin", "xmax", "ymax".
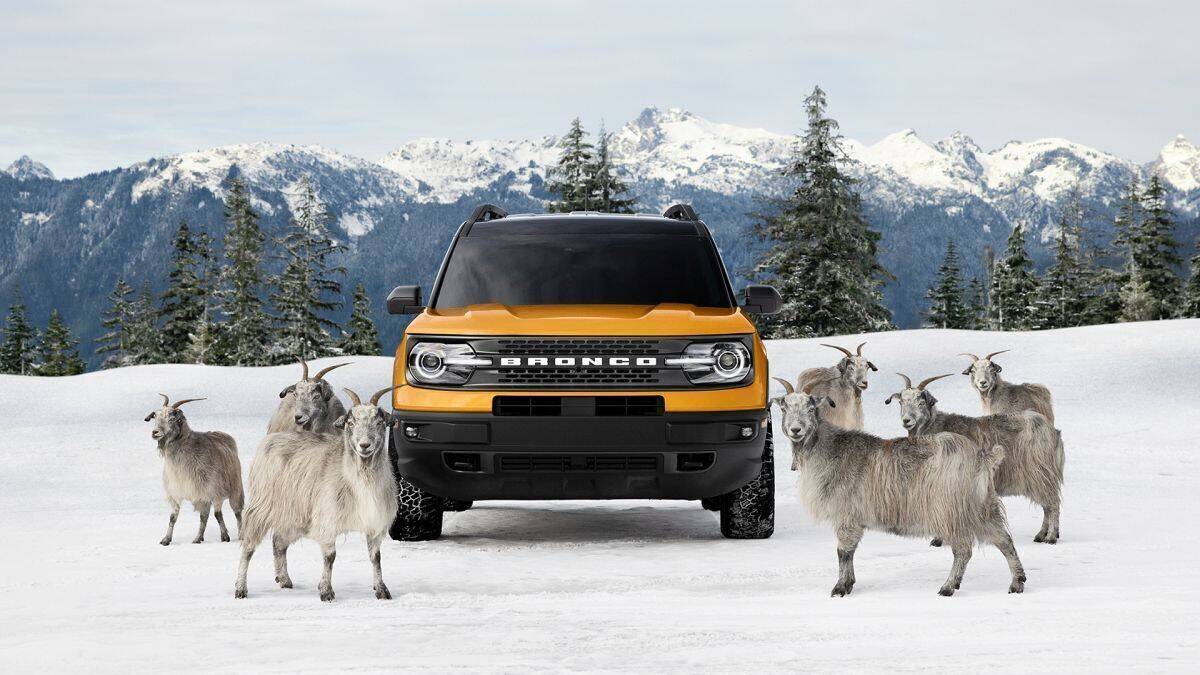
[
  {"xmin": 982, "ymin": 381, "xmax": 1055, "ymax": 425},
  {"xmin": 912, "ymin": 409, "xmax": 1064, "ymax": 543},
  {"xmin": 797, "ymin": 368, "xmax": 864, "ymax": 430},
  {"xmin": 149, "ymin": 407, "xmax": 244, "ymax": 545}
]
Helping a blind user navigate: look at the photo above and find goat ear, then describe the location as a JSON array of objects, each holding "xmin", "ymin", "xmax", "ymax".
[
  {"xmin": 884, "ymin": 393, "xmax": 898, "ymax": 405},
  {"xmin": 961, "ymin": 367, "xmax": 972, "ymax": 376},
  {"xmin": 144, "ymin": 412, "xmax": 155, "ymax": 421},
  {"xmin": 279, "ymin": 385, "xmax": 295, "ymax": 399},
  {"xmin": 823, "ymin": 396, "xmax": 836, "ymax": 409},
  {"xmin": 334, "ymin": 415, "xmax": 347, "ymax": 430},
  {"xmin": 769, "ymin": 396, "xmax": 783, "ymax": 410},
  {"xmin": 923, "ymin": 390, "xmax": 938, "ymax": 407},
  {"xmin": 991, "ymin": 363, "xmax": 1002, "ymax": 373},
  {"xmin": 837, "ymin": 358, "xmax": 850, "ymax": 372},
  {"xmin": 867, "ymin": 361, "xmax": 878, "ymax": 372}
]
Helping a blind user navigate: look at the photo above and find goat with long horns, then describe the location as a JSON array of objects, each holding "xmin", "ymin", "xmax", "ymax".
[
  {"xmin": 788, "ymin": 342, "xmax": 878, "ymax": 432},
  {"xmin": 960, "ymin": 350, "xmax": 1055, "ymax": 425},
  {"xmin": 266, "ymin": 359, "xmax": 351, "ymax": 434}
]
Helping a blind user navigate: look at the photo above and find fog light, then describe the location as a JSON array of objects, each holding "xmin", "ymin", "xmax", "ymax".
[
  {"xmin": 404, "ymin": 425, "xmax": 419, "ymax": 439},
  {"xmin": 740, "ymin": 425, "xmax": 755, "ymax": 439}
]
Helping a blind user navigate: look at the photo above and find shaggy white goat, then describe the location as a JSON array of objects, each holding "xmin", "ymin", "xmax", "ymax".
[
  {"xmin": 960, "ymin": 350, "xmax": 1055, "ymax": 424},
  {"xmin": 773, "ymin": 377, "xmax": 1026, "ymax": 596},
  {"xmin": 236, "ymin": 386, "xmax": 398, "ymax": 602},
  {"xmin": 145, "ymin": 394, "xmax": 244, "ymax": 545},
  {"xmin": 886, "ymin": 373, "xmax": 1065, "ymax": 544},
  {"xmin": 266, "ymin": 360, "xmax": 349, "ymax": 434},
  {"xmin": 794, "ymin": 342, "xmax": 877, "ymax": 433}
]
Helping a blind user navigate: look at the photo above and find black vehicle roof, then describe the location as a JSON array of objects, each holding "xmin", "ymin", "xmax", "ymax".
[{"xmin": 466, "ymin": 212, "xmax": 707, "ymax": 237}]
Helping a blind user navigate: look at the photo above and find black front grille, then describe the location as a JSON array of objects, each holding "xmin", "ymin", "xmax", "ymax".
[
  {"xmin": 496, "ymin": 338, "xmax": 664, "ymax": 355},
  {"xmin": 498, "ymin": 454, "xmax": 660, "ymax": 473},
  {"xmin": 496, "ymin": 367, "xmax": 662, "ymax": 386},
  {"xmin": 493, "ymin": 396, "xmax": 664, "ymax": 417}
]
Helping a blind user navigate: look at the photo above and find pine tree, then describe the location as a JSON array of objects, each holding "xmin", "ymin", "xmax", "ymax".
[
  {"xmin": 753, "ymin": 86, "xmax": 893, "ymax": 338},
  {"xmin": 159, "ymin": 220, "xmax": 207, "ymax": 361},
  {"xmin": 588, "ymin": 124, "xmax": 637, "ymax": 213},
  {"xmin": 339, "ymin": 283, "xmax": 381, "ymax": 356},
  {"xmin": 989, "ymin": 225, "xmax": 1038, "ymax": 330},
  {"xmin": 96, "ymin": 278, "xmax": 136, "ymax": 368},
  {"xmin": 269, "ymin": 177, "xmax": 347, "ymax": 362},
  {"xmin": 216, "ymin": 177, "xmax": 272, "ymax": 366},
  {"xmin": 546, "ymin": 118, "xmax": 595, "ymax": 212},
  {"xmin": 1034, "ymin": 214, "xmax": 1089, "ymax": 330},
  {"xmin": 183, "ymin": 230, "xmax": 221, "ymax": 364},
  {"xmin": 1183, "ymin": 241, "xmax": 1200, "ymax": 318},
  {"xmin": 127, "ymin": 282, "xmax": 163, "ymax": 365},
  {"xmin": 1134, "ymin": 175, "xmax": 1183, "ymax": 319},
  {"xmin": 924, "ymin": 240, "xmax": 970, "ymax": 328},
  {"xmin": 0, "ymin": 287, "xmax": 38, "ymax": 375},
  {"xmin": 36, "ymin": 310, "xmax": 85, "ymax": 376}
]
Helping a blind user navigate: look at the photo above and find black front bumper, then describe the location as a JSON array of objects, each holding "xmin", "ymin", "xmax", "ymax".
[{"xmin": 390, "ymin": 408, "xmax": 769, "ymax": 501}]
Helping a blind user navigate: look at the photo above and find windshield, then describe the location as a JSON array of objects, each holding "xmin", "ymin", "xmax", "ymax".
[{"xmin": 432, "ymin": 234, "xmax": 733, "ymax": 309}]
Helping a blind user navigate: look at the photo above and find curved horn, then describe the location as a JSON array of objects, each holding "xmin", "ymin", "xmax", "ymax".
[
  {"xmin": 342, "ymin": 388, "xmax": 362, "ymax": 407},
  {"xmin": 917, "ymin": 374, "xmax": 954, "ymax": 391},
  {"xmin": 985, "ymin": 349, "xmax": 1011, "ymax": 361},
  {"xmin": 820, "ymin": 343, "xmax": 854, "ymax": 359},
  {"xmin": 895, "ymin": 373, "xmax": 913, "ymax": 390},
  {"xmin": 855, "ymin": 341, "xmax": 867, "ymax": 356},
  {"xmin": 957, "ymin": 352, "xmax": 981, "ymax": 362},
  {"xmin": 299, "ymin": 359, "xmax": 310, "ymax": 381},
  {"xmin": 171, "ymin": 398, "xmax": 206, "ymax": 409},
  {"xmin": 370, "ymin": 386, "xmax": 398, "ymax": 406},
  {"xmin": 314, "ymin": 362, "xmax": 349, "ymax": 381},
  {"xmin": 772, "ymin": 377, "xmax": 795, "ymax": 395},
  {"xmin": 158, "ymin": 393, "xmax": 170, "ymax": 407}
]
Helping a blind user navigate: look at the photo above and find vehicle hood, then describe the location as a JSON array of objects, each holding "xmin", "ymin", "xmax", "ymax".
[{"xmin": 406, "ymin": 304, "xmax": 756, "ymax": 336}]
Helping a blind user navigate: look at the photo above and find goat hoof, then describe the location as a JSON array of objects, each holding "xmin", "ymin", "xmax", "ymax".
[
  {"xmin": 220, "ymin": 533, "xmax": 230, "ymax": 542},
  {"xmin": 831, "ymin": 584, "xmax": 851, "ymax": 597},
  {"xmin": 319, "ymin": 589, "xmax": 335, "ymax": 602},
  {"xmin": 1033, "ymin": 533, "xmax": 1045, "ymax": 543},
  {"xmin": 1009, "ymin": 581, "xmax": 1025, "ymax": 594},
  {"xmin": 159, "ymin": 538, "xmax": 171, "ymax": 546},
  {"xmin": 1043, "ymin": 536, "xmax": 1058, "ymax": 545},
  {"xmin": 938, "ymin": 587, "xmax": 955, "ymax": 597},
  {"xmin": 234, "ymin": 586, "xmax": 247, "ymax": 599},
  {"xmin": 276, "ymin": 577, "xmax": 293, "ymax": 589},
  {"xmin": 191, "ymin": 538, "xmax": 203, "ymax": 544},
  {"xmin": 375, "ymin": 584, "xmax": 392, "ymax": 600},
  {"xmin": 929, "ymin": 539, "xmax": 943, "ymax": 547}
]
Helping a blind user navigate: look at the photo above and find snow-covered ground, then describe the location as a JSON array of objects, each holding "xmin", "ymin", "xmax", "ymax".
[{"xmin": 1, "ymin": 321, "xmax": 1197, "ymax": 672}]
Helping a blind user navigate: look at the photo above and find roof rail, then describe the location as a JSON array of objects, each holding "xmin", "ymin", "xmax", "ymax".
[
  {"xmin": 461, "ymin": 203, "xmax": 508, "ymax": 236},
  {"xmin": 662, "ymin": 204, "xmax": 699, "ymax": 221}
]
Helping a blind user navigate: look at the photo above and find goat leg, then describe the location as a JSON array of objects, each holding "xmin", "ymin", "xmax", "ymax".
[
  {"xmin": 192, "ymin": 501, "xmax": 210, "ymax": 544},
  {"xmin": 318, "ymin": 542, "xmax": 336, "ymax": 602},
  {"xmin": 273, "ymin": 534, "xmax": 293, "ymax": 589},
  {"xmin": 160, "ymin": 501, "xmax": 180, "ymax": 546},
  {"xmin": 940, "ymin": 540, "xmax": 973, "ymax": 596},
  {"xmin": 234, "ymin": 541, "xmax": 257, "ymax": 599},
  {"xmin": 213, "ymin": 506, "xmax": 230, "ymax": 542},
  {"xmin": 369, "ymin": 536, "xmax": 391, "ymax": 600},
  {"xmin": 1035, "ymin": 496, "xmax": 1061, "ymax": 544},
  {"xmin": 831, "ymin": 524, "xmax": 863, "ymax": 597}
]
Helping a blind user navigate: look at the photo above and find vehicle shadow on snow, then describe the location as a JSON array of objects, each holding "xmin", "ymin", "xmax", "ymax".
[{"xmin": 440, "ymin": 503, "xmax": 724, "ymax": 543}]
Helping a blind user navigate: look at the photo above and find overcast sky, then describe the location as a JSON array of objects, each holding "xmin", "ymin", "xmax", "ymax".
[{"xmin": 2, "ymin": 0, "xmax": 1197, "ymax": 177}]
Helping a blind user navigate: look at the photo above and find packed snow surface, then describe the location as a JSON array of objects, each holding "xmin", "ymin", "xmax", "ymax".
[{"xmin": 1, "ymin": 321, "xmax": 1197, "ymax": 672}]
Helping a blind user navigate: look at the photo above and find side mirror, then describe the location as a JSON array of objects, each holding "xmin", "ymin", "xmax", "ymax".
[
  {"xmin": 742, "ymin": 285, "xmax": 781, "ymax": 315},
  {"xmin": 386, "ymin": 285, "xmax": 423, "ymax": 315}
]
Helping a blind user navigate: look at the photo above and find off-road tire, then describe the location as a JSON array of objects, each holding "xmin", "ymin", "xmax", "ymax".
[
  {"xmin": 442, "ymin": 498, "xmax": 474, "ymax": 512},
  {"xmin": 718, "ymin": 423, "xmax": 775, "ymax": 539},
  {"xmin": 390, "ymin": 474, "xmax": 445, "ymax": 541}
]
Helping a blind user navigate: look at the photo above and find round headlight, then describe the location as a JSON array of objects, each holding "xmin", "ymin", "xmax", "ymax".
[
  {"xmin": 414, "ymin": 348, "xmax": 446, "ymax": 379},
  {"xmin": 713, "ymin": 346, "xmax": 746, "ymax": 377}
]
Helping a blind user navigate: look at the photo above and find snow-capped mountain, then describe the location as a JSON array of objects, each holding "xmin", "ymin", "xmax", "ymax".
[
  {"xmin": 5, "ymin": 155, "xmax": 55, "ymax": 181},
  {"xmin": 1, "ymin": 108, "xmax": 1197, "ymax": 363}
]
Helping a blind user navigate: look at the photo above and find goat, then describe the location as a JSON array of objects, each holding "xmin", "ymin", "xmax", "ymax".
[
  {"xmin": 794, "ymin": 342, "xmax": 877, "ymax": 432},
  {"xmin": 236, "ymin": 386, "xmax": 399, "ymax": 602},
  {"xmin": 960, "ymin": 350, "xmax": 1055, "ymax": 424},
  {"xmin": 886, "ymin": 373, "xmax": 1065, "ymax": 544},
  {"xmin": 266, "ymin": 359, "xmax": 349, "ymax": 434},
  {"xmin": 145, "ymin": 394, "xmax": 244, "ymax": 545},
  {"xmin": 772, "ymin": 377, "xmax": 1026, "ymax": 596}
]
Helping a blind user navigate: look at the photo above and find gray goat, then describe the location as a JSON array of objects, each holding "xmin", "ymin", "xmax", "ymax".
[
  {"xmin": 961, "ymin": 350, "xmax": 1055, "ymax": 424},
  {"xmin": 236, "ymin": 386, "xmax": 399, "ymax": 602},
  {"xmin": 773, "ymin": 377, "xmax": 1026, "ymax": 596},
  {"xmin": 793, "ymin": 342, "xmax": 878, "ymax": 431},
  {"xmin": 145, "ymin": 394, "xmax": 244, "ymax": 545},
  {"xmin": 266, "ymin": 359, "xmax": 349, "ymax": 434},
  {"xmin": 886, "ymin": 373, "xmax": 1065, "ymax": 544}
]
